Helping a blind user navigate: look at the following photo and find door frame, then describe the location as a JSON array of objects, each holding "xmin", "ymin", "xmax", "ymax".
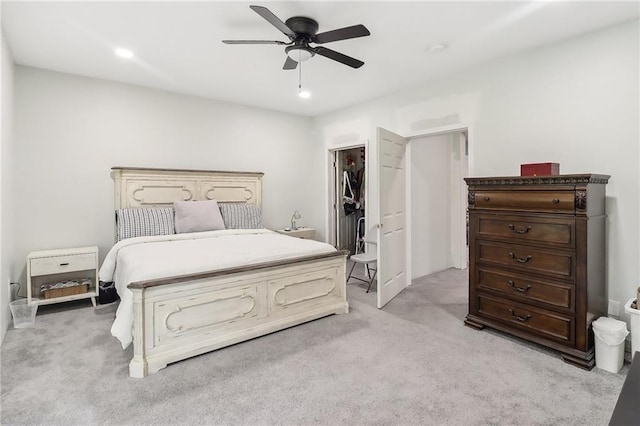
[
  {"xmin": 405, "ymin": 123, "xmax": 473, "ymax": 279},
  {"xmin": 326, "ymin": 141, "xmax": 369, "ymax": 248}
]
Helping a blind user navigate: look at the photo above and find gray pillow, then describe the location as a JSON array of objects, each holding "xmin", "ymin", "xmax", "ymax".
[
  {"xmin": 174, "ymin": 200, "xmax": 225, "ymax": 234},
  {"xmin": 115, "ymin": 207, "xmax": 175, "ymax": 242},
  {"xmin": 219, "ymin": 203, "xmax": 263, "ymax": 229}
]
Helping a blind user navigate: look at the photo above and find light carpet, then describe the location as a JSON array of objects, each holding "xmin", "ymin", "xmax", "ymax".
[{"xmin": 0, "ymin": 266, "xmax": 627, "ymax": 425}]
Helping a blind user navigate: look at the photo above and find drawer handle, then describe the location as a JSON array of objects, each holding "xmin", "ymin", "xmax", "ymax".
[
  {"xmin": 509, "ymin": 308, "xmax": 531, "ymax": 322},
  {"xmin": 508, "ymin": 224, "xmax": 532, "ymax": 234},
  {"xmin": 59, "ymin": 263, "xmax": 70, "ymax": 266},
  {"xmin": 552, "ymin": 198, "xmax": 560, "ymax": 204},
  {"xmin": 508, "ymin": 252, "xmax": 532, "ymax": 263},
  {"xmin": 483, "ymin": 196, "xmax": 490, "ymax": 202},
  {"xmin": 508, "ymin": 280, "xmax": 532, "ymax": 293}
]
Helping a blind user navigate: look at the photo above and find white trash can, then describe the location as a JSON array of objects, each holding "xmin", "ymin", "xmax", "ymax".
[
  {"xmin": 624, "ymin": 298, "xmax": 640, "ymax": 360},
  {"xmin": 592, "ymin": 316, "xmax": 628, "ymax": 373},
  {"xmin": 9, "ymin": 298, "xmax": 38, "ymax": 328}
]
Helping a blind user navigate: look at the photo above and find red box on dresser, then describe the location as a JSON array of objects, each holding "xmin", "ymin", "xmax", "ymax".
[{"xmin": 520, "ymin": 162, "xmax": 559, "ymax": 176}]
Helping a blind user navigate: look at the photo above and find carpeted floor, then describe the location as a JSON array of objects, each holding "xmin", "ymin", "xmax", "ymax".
[{"xmin": 0, "ymin": 266, "xmax": 628, "ymax": 425}]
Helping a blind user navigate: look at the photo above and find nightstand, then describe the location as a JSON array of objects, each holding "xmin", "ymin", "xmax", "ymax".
[
  {"xmin": 276, "ymin": 227, "xmax": 316, "ymax": 239},
  {"xmin": 27, "ymin": 246, "xmax": 99, "ymax": 307}
]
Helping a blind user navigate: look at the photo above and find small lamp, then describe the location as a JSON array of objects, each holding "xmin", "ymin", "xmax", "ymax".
[{"xmin": 291, "ymin": 210, "xmax": 302, "ymax": 230}]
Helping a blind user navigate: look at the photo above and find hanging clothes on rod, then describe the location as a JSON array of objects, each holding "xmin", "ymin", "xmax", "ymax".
[
  {"xmin": 343, "ymin": 170, "xmax": 359, "ymax": 216},
  {"xmin": 357, "ymin": 166, "xmax": 365, "ymax": 210}
]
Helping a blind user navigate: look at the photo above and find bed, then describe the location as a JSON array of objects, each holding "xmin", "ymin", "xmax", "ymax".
[{"xmin": 101, "ymin": 167, "xmax": 349, "ymax": 378}]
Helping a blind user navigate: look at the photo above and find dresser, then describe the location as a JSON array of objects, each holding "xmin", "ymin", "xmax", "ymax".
[{"xmin": 464, "ymin": 174, "xmax": 609, "ymax": 369}]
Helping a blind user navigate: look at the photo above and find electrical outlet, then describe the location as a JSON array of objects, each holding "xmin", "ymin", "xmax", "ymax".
[{"xmin": 608, "ymin": 299, "xmax": 621, "ymax": 316}]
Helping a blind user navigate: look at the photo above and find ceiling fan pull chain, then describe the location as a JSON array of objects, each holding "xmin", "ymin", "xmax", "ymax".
[{"xmin": 298, "ymin": 49, "xmax": 303, "ymax": 92}]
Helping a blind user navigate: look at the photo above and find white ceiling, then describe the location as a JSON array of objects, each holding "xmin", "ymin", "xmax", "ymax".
[{"xmin": 2, "ymin": 1, "xmax": 638, "ymax": 116}]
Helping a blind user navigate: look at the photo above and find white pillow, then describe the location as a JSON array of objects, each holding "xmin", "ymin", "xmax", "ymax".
[{"xmin": 174, "ymin": 200, "xmax": 225, "ymax": 234}]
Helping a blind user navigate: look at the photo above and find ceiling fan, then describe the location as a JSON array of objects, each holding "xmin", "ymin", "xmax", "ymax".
[{"xmin": 222, "ymin": 5, "xmax": 370, "ymax": 70}]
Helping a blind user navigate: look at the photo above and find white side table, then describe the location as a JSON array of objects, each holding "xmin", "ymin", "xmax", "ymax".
[
  {"xmin": 276, "ymin": 227, "xmax": 317, "ymax": 239},
  {"xmin": 27, "ymin": 246, "xmax": 99, "ymax": 307}
]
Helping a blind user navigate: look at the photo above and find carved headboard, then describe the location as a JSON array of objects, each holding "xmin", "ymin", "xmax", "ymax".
[{"xmin": 111, "ymin": 167, "xmax": 264, "ymax": 209}]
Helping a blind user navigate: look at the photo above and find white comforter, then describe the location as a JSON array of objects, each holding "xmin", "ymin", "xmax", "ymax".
[{"xmin": 99, "ymin": 229, "xmax": 336, "ymax": 349}]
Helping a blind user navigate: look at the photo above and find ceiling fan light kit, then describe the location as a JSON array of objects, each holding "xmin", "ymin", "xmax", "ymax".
[
  {"xmin": 222, "ymin": 5, "xmax": 370, "ymax": 71},
  {"xmin": 287, "ymin": 46, "xmax": 314, "ymax": 62}
]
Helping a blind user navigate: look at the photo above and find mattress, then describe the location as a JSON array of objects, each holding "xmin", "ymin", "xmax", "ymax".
[{"xmin": 99, "ymin": 229, "xmax": 336, "ymax": 348}]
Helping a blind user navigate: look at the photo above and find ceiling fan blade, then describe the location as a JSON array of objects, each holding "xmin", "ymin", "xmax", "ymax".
[
  {"xmin": 313, "ymin": 47, "xmax": 364, "ymax": 69},
  {"xmin": 313, "ymin": 24, "xmax": 370, "ymax": 44},
  {"xmin": 283, "ymin": 56, "xmax": 298, "ymax": 70},
  {"xmin": 222, "ymin": 40, "xmax": 288, "ymax": 45},
  {"xmin": 249, "ymin": 5, "xmax": 296, "ymax": 40}
]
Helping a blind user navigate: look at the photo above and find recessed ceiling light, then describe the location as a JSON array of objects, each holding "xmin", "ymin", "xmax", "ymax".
[
  {"xmin": 115, "ymin": 48, "xmax": 134, "ymax": 59},
  {"xmin": 298, "ymin": 90, "xmax": 311, "ymax": 99},
  {"xmin": 429, "ymin": 44, "xmax": 447, "ymax": 53}
]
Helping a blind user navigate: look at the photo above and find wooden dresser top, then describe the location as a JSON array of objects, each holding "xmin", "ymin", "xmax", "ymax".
[{"xmin": 464, "ymin": 174, "xmax": 610, "ymax": 186}]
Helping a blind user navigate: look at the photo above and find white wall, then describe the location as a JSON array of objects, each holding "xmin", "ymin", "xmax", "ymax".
[
  {"xmin": 12, "ymin": 66, "xmax": 318, "ymax": 286},
  {"xmin": 410, "ymin": 133, "xmax": 453, "ymax": 278},
  {"xmin": 1, "ymin": 30, "xmax": 15, "ymax": 342},
  {"xmin": 314, "ymin": 21, "xmax": 639, "ymax": 306}
]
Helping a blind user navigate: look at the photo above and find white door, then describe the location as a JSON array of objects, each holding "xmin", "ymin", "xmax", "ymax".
[{"xmin": 377, "ymin": 127, "xmax": 408, "ymax": 308}]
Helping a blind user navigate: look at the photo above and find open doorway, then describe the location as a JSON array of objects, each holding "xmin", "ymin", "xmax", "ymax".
[
  {"xmin": 328, "ymin": 145, "xmax": 367, "ymax": 254},
  {"xmin": 407, "ymin": 130, "xmax": 469, "ymax": 280},
  {"xmin": 325, "ymin": 125, "xmax": 469, "ymax": 308}
]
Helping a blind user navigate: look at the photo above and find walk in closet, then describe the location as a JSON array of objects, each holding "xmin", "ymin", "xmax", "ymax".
[{"xmin": 336, "ymin": 147, "xmax": 366, "ymax": 254}]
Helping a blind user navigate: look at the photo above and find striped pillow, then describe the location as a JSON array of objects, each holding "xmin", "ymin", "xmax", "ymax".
[
  {"xmin": 219, "ymin": 203, "xmax": 263, "ymax": 229},
  {"xmin": 115, "ymin": 207, "xmax": 175, "ymax": 242}
]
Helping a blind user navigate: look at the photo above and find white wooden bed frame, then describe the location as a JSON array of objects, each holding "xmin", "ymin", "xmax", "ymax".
[{"xmin": 111, "ymin": 167, "xmax": 349, "ymax": 378}]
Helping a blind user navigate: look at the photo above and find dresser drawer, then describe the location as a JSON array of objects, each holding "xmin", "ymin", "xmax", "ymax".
[
  {"xmin": 477, "ymin": 294, "xmax": 574, "ymax": 345},
  {"xmin": 476, "ymin": 241, "xmax": 575, "ymax": 281},
  {"xmin": 474, "ymin": 190, "xmax": 574, "ymax": 213},
  {"xmin": 476, "ymin": 267, "xmax": 574, "ymax": 311},
  {"xmin": 30, "ymin": 253, "xmax": 96, "ymax": 276},
  {"xmin": 476, "ymin": 214, "xmax": 575, "ymax": 249}
]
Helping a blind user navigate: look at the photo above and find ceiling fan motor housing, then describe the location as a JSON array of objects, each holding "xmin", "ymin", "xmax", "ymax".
[
  {"xmin": 285, "ymin": 16, "xmax": 319, "ymax": 39},
  {"xmin": 284, "ymin": 16, "xmax": 318, "ymax": 61}
]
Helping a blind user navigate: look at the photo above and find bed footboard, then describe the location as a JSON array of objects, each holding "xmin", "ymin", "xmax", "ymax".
[{"xmin": 128, "ymin": 251, "xmax": 348, "ymax": 378}]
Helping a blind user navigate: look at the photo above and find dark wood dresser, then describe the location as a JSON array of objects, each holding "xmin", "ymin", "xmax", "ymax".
[{"xmin": 464, "ymin": 174, "xmax": 610, "ymax": 369}]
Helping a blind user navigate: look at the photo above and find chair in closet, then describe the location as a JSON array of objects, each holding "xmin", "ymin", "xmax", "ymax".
[{"xmin": 346, "ymin": 225, "xmax": 377, "ymax": 293}]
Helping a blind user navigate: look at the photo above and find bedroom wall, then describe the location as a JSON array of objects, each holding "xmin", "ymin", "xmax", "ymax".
[
  {"xmin": 1, "ymin": 31, "xmax": 15, "ymax": 342},
  {"xmin": 313, "ymin": 20, "xmax": 639, "ymax": 309},
  {"xmin": 11, "ymin": 67, "xmax": 318, "ymax": 286}
]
